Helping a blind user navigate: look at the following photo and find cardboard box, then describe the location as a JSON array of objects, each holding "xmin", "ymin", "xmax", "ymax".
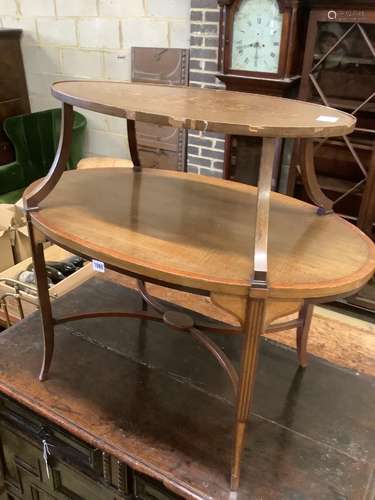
[
  {"xmin": 0, "ymin": 204, "xmax": 16, "ymax": 272},
  {"xmin": 0, "ymin": 245, "xmax": 95, "ymax": 326},
  {"xmin": 13, "ymin": 198, "xmax": 34, "ymax": 263},
  {"xmin": 0, "ymin": 199, "xmax": 49, "ymax": 264}
]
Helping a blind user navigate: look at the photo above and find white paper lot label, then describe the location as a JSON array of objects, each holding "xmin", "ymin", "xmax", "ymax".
[
  {"xmin": 92, "ymin": 259, "xmax": 105, "ymax": 272},
  {"xmin": 316, "ymin": 115, "xmax": 339, "ymax": 123}
]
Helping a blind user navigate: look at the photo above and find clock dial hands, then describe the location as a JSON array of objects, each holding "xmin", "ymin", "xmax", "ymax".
[{"xmin": 231, "ymin": 0, "xmax": 283, "ymax": 73}]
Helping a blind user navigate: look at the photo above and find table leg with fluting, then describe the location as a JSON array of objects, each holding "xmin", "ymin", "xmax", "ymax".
[{"xmin": 231, "ymin": 298, "xmax": 265, "ymax": 491}]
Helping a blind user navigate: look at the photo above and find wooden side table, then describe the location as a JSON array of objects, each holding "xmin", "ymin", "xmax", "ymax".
[{"xmin": 23, "ymin": 81, "xmax": 375, "ymax": 493}]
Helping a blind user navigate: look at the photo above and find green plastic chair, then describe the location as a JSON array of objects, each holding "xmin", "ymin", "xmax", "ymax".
[{"xmin": 0, "ymin": 108, "xmax": 87, "ymax": 204}]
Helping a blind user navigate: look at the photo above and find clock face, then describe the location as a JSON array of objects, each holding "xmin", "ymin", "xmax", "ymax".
[{"xmin": 231, "ymin": 0, "xmax": 283, "ymax": 74}]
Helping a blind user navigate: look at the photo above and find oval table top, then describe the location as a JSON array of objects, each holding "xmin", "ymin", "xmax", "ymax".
[
  {"xmin": 26, "ymin": 169, "xmax": 375, "ymax": 300},
  {"xmin": 52, "ymin": 81, "xmax": 355, "ymax": 138}
]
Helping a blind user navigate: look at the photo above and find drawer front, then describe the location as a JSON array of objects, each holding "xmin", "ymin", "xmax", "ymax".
[
  {"xmin": 0, "ymin": 397, "xmax": 182, "ymax": 500},
  {"xmin": 0, "ymin": 396, "xmax": 133, "ymax": 498},
  {"xmin": 134, "ymin": 474, "xmax": 181, "ymax": 500},
  {"xmin": 0, "ymin": 425, "xmax": 127, "ymax": 500},
  {"xmin": 0, "ymin": 398, "xmax": 102, "ymax": 479}
]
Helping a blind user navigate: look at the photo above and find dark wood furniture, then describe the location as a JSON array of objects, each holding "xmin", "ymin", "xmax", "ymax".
[
  {"xmin": 217, "ymin": 0, "xmax": 306, "ymax": 185},
  {"xmin": 286, "ymin": 2, "xmax": 375, "ymax": 312},
  {"xmin": 131, "ymin": 47, "xmax": 189, "ymax": 171},
  {"xmin": 23, "ymin": 80, "xmax": 374, "ymax": 492},
  {"xmin": 0, "ymin": 276, "xmax": 374, "ymax": 499},
  {"xmin": 287, "ymin": 4, "xmax": 375, "ymax": 235},
  {"xmin": 0, "ymin": 29, "xmax": 30, "ymax": 166}
]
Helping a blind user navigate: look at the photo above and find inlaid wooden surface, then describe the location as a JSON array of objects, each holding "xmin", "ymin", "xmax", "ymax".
[
  {"xmin": 26, "ymin": 168, "xmax": 375, "ymax": 299},
  {"xmin": 51, "ymin": 81, "xmax": 355, "ymax": 138}
]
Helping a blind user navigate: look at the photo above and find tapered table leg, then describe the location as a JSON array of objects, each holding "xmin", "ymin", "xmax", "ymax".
[
  {"xmin": 296, "ymin": 302, "xmax": 313, "ymax": 368},
  {"xmin": 231, "ymin": 298, "xmax": 265, "ymax": 491},
  {"xmin": 28, "ymin": 220, "xmax": 55, "ymax": 381}
]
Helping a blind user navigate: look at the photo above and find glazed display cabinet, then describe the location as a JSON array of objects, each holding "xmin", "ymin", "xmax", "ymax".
[{"xmin": 288, "ymin": 7, "xmax": 375, "ymax": 238}]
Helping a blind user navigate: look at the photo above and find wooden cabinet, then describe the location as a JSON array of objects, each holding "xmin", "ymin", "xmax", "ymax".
[
  {"xmin": 0, "ymin": 29, "xmax": 30, "ymax": 166},
  {"xmin": 287, "ymin": 4, "xmax": 375, "ymax": 239},
  {"xmin": 0, "ymin": 395, "xmax": 180, "ymax": 499},
  {"xmin": 286, "ymin": 1, "xmax": 375, "ymax": 313}
]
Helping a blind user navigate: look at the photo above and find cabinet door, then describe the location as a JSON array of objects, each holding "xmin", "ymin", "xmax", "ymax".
[
  {"xmin": 291, "ymin": 10, "xmax": 375, "ymax": 237},
  {"xmin": 134, "ymin": 473, "xmax": 181, "ymax": 500}
]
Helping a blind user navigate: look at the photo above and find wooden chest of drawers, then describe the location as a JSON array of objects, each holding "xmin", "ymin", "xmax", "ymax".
[{"xmin": 0, "ymin": 395, "xmax": 180, "ymax": 499}]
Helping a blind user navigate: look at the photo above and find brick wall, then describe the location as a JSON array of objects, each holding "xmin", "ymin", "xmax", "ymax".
[
  {"xmin": 0, "ymin": 0, "xmax": 190, "ymax": 159},
  {"xmin": 187, "ymin": 0, "xmax": 224, "ymax": 177}
]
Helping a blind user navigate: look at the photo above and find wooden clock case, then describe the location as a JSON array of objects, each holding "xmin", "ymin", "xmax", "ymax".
[
  {"xmin": 217, "ymin": 0, "xmax": 307, "ymax": 183},
  {"xmin": 217, "ymin": 0, "xmax": 305, "ymax": 96}
]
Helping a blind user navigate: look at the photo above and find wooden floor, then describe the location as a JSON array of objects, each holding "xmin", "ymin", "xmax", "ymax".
[{"xmin": 0, "ymin": 276, "xmax": 374, "ymax": 499}]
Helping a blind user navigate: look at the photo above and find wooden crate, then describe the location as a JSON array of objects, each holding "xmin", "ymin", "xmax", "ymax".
[{"xmin": 0, "ymin": 245, "xmax": 95, "ymax": 326}]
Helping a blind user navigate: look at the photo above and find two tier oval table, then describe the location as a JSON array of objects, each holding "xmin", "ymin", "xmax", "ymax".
[{"xmin": 23, "ymin": 81, "xmax": 375, "ymax": 493}]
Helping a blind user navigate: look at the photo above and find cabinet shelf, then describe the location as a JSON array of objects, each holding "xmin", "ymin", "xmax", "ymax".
[
  {"xmin": 311, "ymin": 96, "xmax": 375, "ymax": 113},
  {"xmin": 318, "ymin": 175, "xmax": 363, "ymax": 196},
  {"xmin": 314, "ymin": 137, "xmax": 375, "ymax": 152},
  {"xmin": 297, "ymin": 175, "xmax": 363, "ymax": 196},
  {"xmin": 314, "ymin": 54, "xmax": 375, "ymax": 66}
]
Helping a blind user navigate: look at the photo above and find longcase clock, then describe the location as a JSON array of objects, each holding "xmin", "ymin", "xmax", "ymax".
[
  {"xmin": 217, "ymin": 0, "xmax": 305, "ymax": 184},
  {"xmin": 218, "ymin": 0, "xmax": 304, "ymax": 95}
]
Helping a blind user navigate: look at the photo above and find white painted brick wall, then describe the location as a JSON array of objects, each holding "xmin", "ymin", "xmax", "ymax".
[
  {"xmin": 37, "ymin": 18, "xmax": 77, "ymax": 46},
  {"xmin": 170, "ymin": 20, "xmax": 190, "ymax": 48},
  {"xmin": 147, "ymin": 0, "xmax": 190, "ymax": 18},
  {"xmin": 56, "ymin": 0, "xmax": 97, "ymax": 17},
  {"xmin": 1, "ymin": 16, "xmax": 37, "ymax": 44},
  {"xmin": 98, "ymin": 0, "xmax": 145, "ymax": 18},
  {"xmin": 122, "ymin": 18, "xmax": 169, "ymax": 48},
  {"xmin": 19, "ymin": 0, "xmax": 55, "ymax": 17},
  {"xmin": 0, "ymin": 0, "xmax": 190, "ymax": 159},
  {"xmin": 0, "ymin": 0, "xmax": 17, "ymax": 16},
  {"xmin": 61, "ymin": 49, "xmax": 103, "ymax": 79},
  {"xmin": 103, "ymin": 50, "xmax": 131, "ymax": 81},
  {"xmin": 78, "ymin": 18, "xmax": 120, "ymax": 49}
]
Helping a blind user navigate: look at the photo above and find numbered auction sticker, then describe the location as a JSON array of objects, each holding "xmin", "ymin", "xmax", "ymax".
[{"xmin": 92, "ymin": 259, "xmax": 105, "ymax": 272}]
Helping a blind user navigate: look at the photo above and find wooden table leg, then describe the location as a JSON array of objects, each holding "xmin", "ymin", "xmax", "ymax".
[
  {"xmin": 127, "ymin": 119, "xmax": 141, "ymax": 171},
  {"xmin": 231, "ymin": 298, "xmax": 265, "ymax": 491},
  {"xmin": 24, "ymin": 103, "xmax": 74, "ymax": 210},
  {"xmin": 28, "ymin": 220, "xmax": 55, "ymax": 381},
  {"xmin": 296, "ymin": 302, "xmax": 314, "ymax": 368}
]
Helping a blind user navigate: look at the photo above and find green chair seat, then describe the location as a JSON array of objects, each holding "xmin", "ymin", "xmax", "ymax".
[
  {"xmin": 0, "ymin": 187, "xmax": 25, "ymax": 204},
  {"xmin": 0, "ymin": 108, "xmax": 87, "ymax": 201}
]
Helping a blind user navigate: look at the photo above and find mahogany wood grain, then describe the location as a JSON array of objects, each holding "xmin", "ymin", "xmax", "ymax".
[
  {"xmin": 27, "ymin": 217, "xmax": 54, "ymax": 381},
  {"xmin": 126, "ymin": 119, "xmax": 141, "ymax": 170},
  {"xmin": 25, "ymin": 168, "xmax": 375, "ymax": 301},
  {"xmin": 252, "ymin": 138, "xmax": 276, "ymax": 288},
  {"xmin": 296, "ymin": 302, "xmax": 314, "ymax": 368},
  {"xmin": 231, "ymin": 298, "xmax": 265, "ymax": 490},
  {"xmin": 24, "ymin": 103, "xmax": 73, "ymax": 210},
  {"xmin": 23, "ymin": 79, "xmax": 374, "ymax": 493},
  {"xmin": 300, "ymin": 139, "xmax": 334, "ymax": 212},
  {"xmin": 51, "ymin": 81, "xmax": 356, "ymax": 139}
]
